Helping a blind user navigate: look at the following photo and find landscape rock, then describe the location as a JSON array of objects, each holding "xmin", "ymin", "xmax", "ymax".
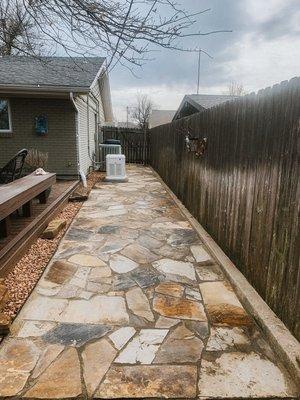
[{"xmin": 41, "ymin": 219, "xmax": 67, "ymax": 239}]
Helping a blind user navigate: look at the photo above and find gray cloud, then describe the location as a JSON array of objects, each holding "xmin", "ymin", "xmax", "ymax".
[{"xmin": 109, "ymin": 0, "xmax": 300, "ymax": 119}]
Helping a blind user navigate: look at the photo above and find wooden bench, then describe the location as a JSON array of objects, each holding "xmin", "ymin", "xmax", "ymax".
[{"xmin": 0, "ymin": 173, "xmax": 56, "ymax": 238}]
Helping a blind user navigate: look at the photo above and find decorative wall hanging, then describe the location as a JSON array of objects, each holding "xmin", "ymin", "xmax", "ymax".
[
  {"xmin": 185, "ymin": 134, "xmax": 207, "ymax": 157},
  {"xmin": 35, "ymin": 115, "xmax": 48, "ymax": 135}
]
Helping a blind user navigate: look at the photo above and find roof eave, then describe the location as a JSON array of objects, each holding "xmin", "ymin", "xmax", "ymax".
[{"xmin": 0, "ymin": 84, "xmax": 90, "ymax": 95}]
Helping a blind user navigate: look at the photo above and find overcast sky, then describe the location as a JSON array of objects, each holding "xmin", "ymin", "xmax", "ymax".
[{"xmin": 109, "ymin": 0, "xmax": 300, "ymax": 121}]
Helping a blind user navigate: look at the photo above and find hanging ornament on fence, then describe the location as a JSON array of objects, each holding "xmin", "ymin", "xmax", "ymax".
[{"xmin": 185, "ymin": 134, "xmax": 207, "ymax": 157}]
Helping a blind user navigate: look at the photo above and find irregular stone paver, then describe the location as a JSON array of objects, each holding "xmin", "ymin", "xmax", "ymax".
[
  {"xmin": 31, "ymin": 344, "xmax": 64, "ymax": 379},
  {"xmin": 153, "ymin": 293, "xmax": 207, "ymax": 321},
  {"xmin": 68, "ymin": 254, "xmax": 106, "ymax": 267},
  {"xmin": 200, "ymin": 281, "xmax": 253, "ymax": 326},
  {"xmin": 155, "ymin": 281, "xmax": 184, "ymax": 297},
  {"xmin": 44, "ymin": 261, "xmax": 77, "ymax": 285},
  {"xmin": 61, "ymin": 296, "xmax": 129, "ymax": 324},
  {"xmin": 109, "ymin": 326, "xmax": 136, "ymax": 349},
  {"xmin": 96, "ymin": 365, "xmax": 197, "ymax": 398},
  {"xmin": 126, "ymin": 287, "xmax": 155, "ymax": 322},
  {"xmin": 198, "ymin": 352, "xmax": 297, "ymax": 398},
  {"xmin": 196, "ymin": 263, "xmax": 224, "ymax": 281},
  {"xmin": 0, "ymin": 339, "xmax": 40, "ymax": 396},
  {"xmin": 0, "ymin": 165, "xmax": 298, "ymax": 399},
  {"xmin": 206, "ymin": 326, "xmax": 251, "ymax": 351},
  {"xmin": 153, "ymin": 258, "xmax": 196, "ymax": 281},
  {"xmin": 190, "ymin": 244, "xmax": 212, "ymax": 262},
  {"xmin": 115, "ymin": 329, "xmax": 168, "ymax": 364},
  {"xmin": 154, "ymin": 325, "xmax": 204, "ymax": 363},
  {"xmin": 110, "ymin": 254, "xmax": 139, "ymax": 273},
  {"xmin": 25, "ymin": 348, "xmax": 82, "ymax": 398},
  {"xmin": 82, "ymin": 339, "xmax": 117, "ymax": 396},
  {"xmin": 42, "ymin": 323, "xmax": 111, "ymax": 346}
]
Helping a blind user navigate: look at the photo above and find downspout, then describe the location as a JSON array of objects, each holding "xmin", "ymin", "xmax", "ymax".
[
  {"xmin": 70, "ymin": 92, "xmax": 80, "ymax": 178},
  {"xmin": 87, "ymin": 90, "xmax": 102, "ymax": 170}
]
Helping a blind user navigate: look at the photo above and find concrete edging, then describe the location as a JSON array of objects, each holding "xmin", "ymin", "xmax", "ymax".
[{"xmin": 150, "ymin": 166, "xmax": 300, "ymax": 387}]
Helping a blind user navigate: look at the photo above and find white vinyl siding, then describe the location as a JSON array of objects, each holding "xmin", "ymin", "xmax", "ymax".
[{"xmin": 75, "ymin": 95, "xmax": 98, "ymax": 175}]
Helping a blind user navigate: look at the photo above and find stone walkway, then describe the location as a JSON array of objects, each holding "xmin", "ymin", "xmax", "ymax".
[{"xmin": 0, "ymin": 166, "xmax": 298, "ymax": 399}]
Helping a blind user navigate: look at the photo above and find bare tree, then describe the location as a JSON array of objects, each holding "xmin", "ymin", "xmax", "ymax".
[
  {"xmin": 227, "ymin": 81, "xmax": 246, "ymax": 96},
  {"xmin": 131, "ymin": 94, "xmax": 154, "ymax": 130},
  {"xmin": 0, "ymin": 0, "xmax": 230, "ymax": 70},
  {"xmin": 0, "ymin": 1, "xmax": 41, "ymax": 56}
]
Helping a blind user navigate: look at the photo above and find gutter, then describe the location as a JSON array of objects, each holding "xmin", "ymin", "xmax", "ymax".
[
  {"xmin": 70, "ymin": 92, "xmax": 80, "ymax": 178},
  {"xmin": 0, "ymin": 84, "xmax": 90, "ymax": 93}
]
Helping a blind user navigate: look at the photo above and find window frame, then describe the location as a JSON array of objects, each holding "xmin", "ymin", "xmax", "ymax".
[{"xmin": 0, "ymin": 98, "xmax": 12, "ymax": 133}]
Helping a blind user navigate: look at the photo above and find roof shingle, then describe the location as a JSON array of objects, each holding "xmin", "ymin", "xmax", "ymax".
[{"xmin": 0, "ymin": 56, "xmax": 105, "ymax": 89}]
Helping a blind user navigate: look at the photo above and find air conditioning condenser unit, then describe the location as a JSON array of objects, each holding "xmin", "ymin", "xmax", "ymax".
[{"xmin": 105, "ymin": 154, "xmax": 128, "ymax": 182}]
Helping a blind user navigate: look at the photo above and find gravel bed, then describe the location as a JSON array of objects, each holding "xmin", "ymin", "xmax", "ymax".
[{"xmin": 2, "ymin": 172, "xmax": 102, "ymax": 320}]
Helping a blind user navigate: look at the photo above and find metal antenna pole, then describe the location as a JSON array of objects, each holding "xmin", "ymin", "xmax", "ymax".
[{"xmin": 197, "ymin": 49, "xmax": 201, "ymax": 94}]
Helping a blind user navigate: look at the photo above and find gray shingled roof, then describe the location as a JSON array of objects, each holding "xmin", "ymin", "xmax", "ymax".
[
  {"xmin": 187, "ymin": 94, "xmax": 238, "ymax": 110},
  {"xmin": 0, "ymin": 56, "xmax": 105, "ymax": 89}
]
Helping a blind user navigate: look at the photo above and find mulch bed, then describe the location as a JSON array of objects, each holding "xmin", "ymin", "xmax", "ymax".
[{"xmin": 2, "ymin": 171, "xmax": 102, "ymax": 321}]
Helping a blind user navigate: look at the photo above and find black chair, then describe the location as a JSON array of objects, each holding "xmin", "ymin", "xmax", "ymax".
[{"xmin": 0, "ymin": 149, "xmax": 28, "ymax": 184}]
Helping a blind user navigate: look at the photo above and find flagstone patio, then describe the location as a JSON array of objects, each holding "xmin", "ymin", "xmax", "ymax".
[{"xmin": 0, "ymin": 165, "xmax": 298, "ymax": 399}]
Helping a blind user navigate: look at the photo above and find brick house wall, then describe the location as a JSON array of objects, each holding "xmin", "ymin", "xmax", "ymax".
[{"xmin": 0, "ymin": 97, "xmax": 78, "ymax": 178}]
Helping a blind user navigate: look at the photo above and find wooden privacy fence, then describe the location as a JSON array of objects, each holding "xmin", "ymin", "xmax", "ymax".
[
  {"xmin": 150, "ymin": 77, "xmax": 300, "ymax": 340},
  {"xmin": 101, "ymin": 126, "xmax": 150, "ymax": 164}
]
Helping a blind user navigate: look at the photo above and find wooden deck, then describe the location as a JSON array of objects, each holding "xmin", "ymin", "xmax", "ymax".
[{"xmin": 0, "ymin": 179, "xmax": 79, "ymax": 277}]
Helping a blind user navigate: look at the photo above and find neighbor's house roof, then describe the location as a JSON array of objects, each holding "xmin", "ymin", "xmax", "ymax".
[
  {"xmin": 173, "ymin": 94, "xmax": 239, "ymax": 120},
  {"xmin": 149, "ymin": 110, "xmax": 176, "ymax": 128},
  {"xmin": 0, "ymin": 56, "xmax": 106, "ymax": 93}
]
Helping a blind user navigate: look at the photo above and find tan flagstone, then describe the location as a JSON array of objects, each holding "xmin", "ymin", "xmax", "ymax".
[
  {"xmin": 0, "ymin": 339, "xmax": 40, "ymax": 397},
  {"xmin": 206, "ymin": 326, "xmax": 251, "ymax": 351},
  {"xmin": 190, "ymin": 245, "xmax": 212, "ymax": 263},
  {"xmin": 16, "ymin": 321, "xmax": 56, "ymax": 338},
  {"xmin": 153, "ymin": 258, "xmax": 196, "ymax": 281},
  {"xmin": 68, "ymin": 254, "xmax": 106, "ymax": 267},
  {"xmin": 109, "ymin": 327, "xmax": 136, "ymax": 349},
  {"xmin": 121, "ymin": 243, "xmax": 158, "ymax": 264},
  {"xmin": 95, "ymin": 365, "xmax": 197, "ymax": 398},
  {"xmin": 153, "ymin": 294, "xmax": 207, "ymax": 321},
  {"xmin": 110, "ymin": 254, "xmax": 139, "ymax": 273},
  {"xmin": 126, "ymin": 287, "xmax": 155, "ymax": 322},
  {"xmin": 155, "ymin": 316, "xmax": 180, "ymax": 328},
  {"xmin": 114, "ymin": 329, "xmax": 168, "ymax": 364},
  {"xmin": 155, "ymin": 281, "xmax": 184, "ymax": 298},
  {"xmin": 196, "ymin": 263, "xmax": 224, "ymax": 281},
  {"xmin": 44, "ymin": 261, "xmax": 77, "ymax": 285},
  {"xmin": 89, "ymin": 266, "xmax": 112, "ymax": 281},
  {"xmin": 154, "ymin": 325, "xmax": 204, "ymax": 363},
  {"xmin": 82, "ymin": 338, "xmax": 117, "ymax": 396},
  {"xmin": 20, "ymin": 295, "xmax": 68, "ymax": 322},
  {"xmin": 200, "ymin": 281, "xmax": 253, "ymax": 326},
  {"xmin": 198, "ymin": 352, "xmax": 298, "ymax": 398},
  {"xmin": 25, "ymin": 348, "xmax": 81, "ymax": 398},
  {"xmin": 31, "ymin": 344, "xmax": 64, "ymax": 379},
  {"xmin": 60, "ymin": 295, "xmax": 129, "ymax": 325}
]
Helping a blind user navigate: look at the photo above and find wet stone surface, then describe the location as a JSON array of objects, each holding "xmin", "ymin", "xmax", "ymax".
[{"xmin": 0, "ymin": 166, "xmax": 298, "ymax": 399}]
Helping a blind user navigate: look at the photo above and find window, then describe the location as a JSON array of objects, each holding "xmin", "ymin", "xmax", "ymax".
[{"xmin": 0, "ymin": 99, "xmax": 12, "ymax": 132}]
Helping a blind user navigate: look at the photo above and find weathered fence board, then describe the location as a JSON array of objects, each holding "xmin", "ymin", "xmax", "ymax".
[
  {"xmin": 150, "ymin": 78, "xmax": 300, "ymax": 340},
  {"xmin": 102, "ymin": 126, "xmax": 150, "ymax": 164}
]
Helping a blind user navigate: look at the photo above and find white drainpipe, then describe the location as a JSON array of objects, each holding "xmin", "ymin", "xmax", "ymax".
[{"xmin": 70, "ymin": 92, "xmax": 80, "ymax": 177}]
